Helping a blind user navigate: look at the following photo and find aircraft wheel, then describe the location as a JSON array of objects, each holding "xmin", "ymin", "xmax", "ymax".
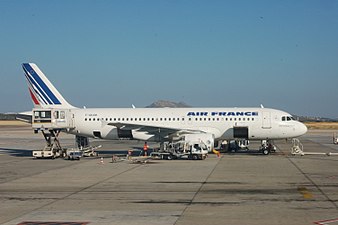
[{"xmin": 262, "ymin": 148, "xmax": 270, "ymax": 155}]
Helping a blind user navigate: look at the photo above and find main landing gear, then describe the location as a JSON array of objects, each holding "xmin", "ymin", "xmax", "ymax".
[{"xmin": 260, "ymin": 139, "xmax": 276, "ymax": 155}]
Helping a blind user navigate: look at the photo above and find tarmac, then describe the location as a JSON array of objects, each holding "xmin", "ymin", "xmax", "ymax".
[{"xmin": 0, "ymin": 125, "xmax": 338, "ymax": 225}]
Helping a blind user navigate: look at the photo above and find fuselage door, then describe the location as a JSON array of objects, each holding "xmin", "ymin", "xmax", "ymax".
[{"xmin": 262, "ymin": 111, "xmax": 271, "ymax": 129}]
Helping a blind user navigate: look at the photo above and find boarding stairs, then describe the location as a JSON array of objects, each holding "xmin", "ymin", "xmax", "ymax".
[
  {"xmin": 291, "ymin": 138, "xmax": 338, "ymax": 156},
  {"xmin": 291, "ymin": 138, "xmax": 304, "ymax": 156}
]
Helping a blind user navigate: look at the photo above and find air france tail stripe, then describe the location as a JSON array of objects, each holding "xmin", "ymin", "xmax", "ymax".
[
  {"xmin": 24, "ymin": 72, "xmax": 52, "ymax": 104},
  {"xmin": 26, "ymin": 76, "xmax": 49, "ymax": 105},
  {"xmin": 22, "ymin": 64, "xmax": 61, "ymax": 105},
  {"xmin": 23, "ymin": 64, "xmax": 59, "ymax": 104},
  {"xmin": 32, "ymin": 85, "xmax": 48, "ymax": 105},
  {"xmin": 29, "ymin": 88, "xmax": 40, "ymax": 105}
]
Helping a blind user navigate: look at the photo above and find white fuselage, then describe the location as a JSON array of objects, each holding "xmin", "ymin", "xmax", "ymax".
[
  {"xmin": 23, "ymin": 63, "xmax": 308, "ymax": 144},
  {"xmin": 68, "ymin": 107, "xmax": 307, "ymax": 141}
]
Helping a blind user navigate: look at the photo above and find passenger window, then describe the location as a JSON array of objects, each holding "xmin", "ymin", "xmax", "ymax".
[{"xmin": 60, "ymin": 111, "xmax": 65, "ymax": 119}]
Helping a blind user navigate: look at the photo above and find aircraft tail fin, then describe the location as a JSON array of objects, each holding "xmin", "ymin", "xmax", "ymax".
[{"xmin": 22, "ymin": 63, "xmax": 75, "ymax": 109}]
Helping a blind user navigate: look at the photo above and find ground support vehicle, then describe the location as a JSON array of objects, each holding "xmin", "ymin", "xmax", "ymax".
[{"xmin": 151, "ymin": 139, "xmax": 208, "ymax": 160}]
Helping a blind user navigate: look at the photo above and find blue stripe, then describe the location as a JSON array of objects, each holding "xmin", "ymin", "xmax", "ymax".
[
  {"xmin": 24, "ymin": 73, "xmax": 48, "ymax": 105},
  {"xmin": 25, "ymin": 70, "xmax": 52, "ymax": 105},
  {"xmin": 25, "ymin": 74, "xmax": 47, "ymax": 105},
  {"xmin": 22, "ymin": 64, "xmax": 61, "ymax": 105}
]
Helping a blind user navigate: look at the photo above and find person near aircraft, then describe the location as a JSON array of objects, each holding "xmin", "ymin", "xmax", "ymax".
[{"xmin": 143, "ymin": 142, "xmax": 149, "ymax": 156}]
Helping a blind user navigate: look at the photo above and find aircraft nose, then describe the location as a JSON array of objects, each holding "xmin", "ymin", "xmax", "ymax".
[{"xmin": 297, "ymin": 122, "xmax": 308, "ymax": 136}]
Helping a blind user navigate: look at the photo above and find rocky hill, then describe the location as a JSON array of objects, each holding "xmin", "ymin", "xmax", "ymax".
[{"xmin": 146, "ymin": 100, "xmax": 191, "ymax": 108}]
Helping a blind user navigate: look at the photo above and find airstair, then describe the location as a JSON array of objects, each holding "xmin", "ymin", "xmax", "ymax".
[
  {"xmin": 291, "ymin": 138, "xmax": 305, "ymax": 156},
  {"xmin": 291, "ymin": 138, "xmax": 338, "ymax": 156}
]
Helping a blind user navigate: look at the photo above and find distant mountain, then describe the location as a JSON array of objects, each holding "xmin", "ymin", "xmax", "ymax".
[{"xmin": 146, "ymin": 100, "xmax": 191, "ymax": 108}]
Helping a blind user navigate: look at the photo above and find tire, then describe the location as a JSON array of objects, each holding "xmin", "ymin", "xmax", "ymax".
[
  {"xmin": 262, "ymin": 148, "xmax": 270, "ymax": 155},
  {"xmin": 192, "ymin": 154, "xmax": 198, "ymax": 160},
  {"xmin": 167, "ymin": 155, "xmax": 172, "ymax": 160}
]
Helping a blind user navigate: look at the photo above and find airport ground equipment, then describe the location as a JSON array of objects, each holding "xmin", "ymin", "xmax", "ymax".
[
  {"xmin": 75, "ymin": 135, "xmax": 101, "ymax": 156},
  {"xmin": 333, "ymin": 133, "xmax": 338, "ymax": 145},
  {"xmin": 260, "ymin": 139, "xmax": 277, "ymax": 155},
  {"xmin": 226, "ymin": 139, "xmax": 275, "ymax": 155},
  {"xmin": 291, "ymin": 138, "xmax": 305, "ymax": 156},
  {"xmin": 291, "ymin": 138, "xmax": 338, "ymax": 156},
  {"xmin": 151, "ymin": 134, "xmax": 210, "ymax": 160},
  {"xmin": 65, "ymin": 149, "xmax": 82, "ymax": 160},
  {"xmin": 31, "ymin": 108, "xmax": 101, "ymax": 158},
  {"xmin": 32, "ymin": 129, "xmax": 65, "ymax": 159},
  {"xmin": 31, "ymin": 108, "xmax": 75, "ymax": 158}
]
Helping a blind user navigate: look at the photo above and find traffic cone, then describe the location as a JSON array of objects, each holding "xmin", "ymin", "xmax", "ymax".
[{"xmin": 99, "ymin": 157, "xmax": 104, "ymax": 164}]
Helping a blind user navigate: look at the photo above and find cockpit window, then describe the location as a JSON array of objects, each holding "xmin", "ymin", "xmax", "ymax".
[{"xmin": 282, "ymin": 116, "xmax": 294, "ymax": 121}]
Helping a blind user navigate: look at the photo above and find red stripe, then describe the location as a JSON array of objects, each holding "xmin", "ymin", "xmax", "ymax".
[{"xmin": 29, "ymin": 88, "xmax": 40, "ymax": 105}]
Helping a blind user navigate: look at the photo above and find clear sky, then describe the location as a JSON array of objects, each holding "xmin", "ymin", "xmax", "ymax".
[{"xmin": 1, "ymin": 0, "xmax": 337, "ymax": 118}]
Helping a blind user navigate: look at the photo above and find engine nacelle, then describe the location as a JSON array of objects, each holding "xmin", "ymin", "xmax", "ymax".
[{"xmin": 132, "ymin": 130, "xmax": 155, "ymax": 141}]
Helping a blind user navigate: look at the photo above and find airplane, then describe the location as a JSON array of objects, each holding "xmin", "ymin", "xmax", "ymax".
[{"xmin": 21, "ymin": 63, "xmax": 307, "ymax": 155}]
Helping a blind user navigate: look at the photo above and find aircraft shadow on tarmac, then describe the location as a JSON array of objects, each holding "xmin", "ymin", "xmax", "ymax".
[{"xmin": 0, "ymin": 148, "xmax": 32, "ymax": 157}]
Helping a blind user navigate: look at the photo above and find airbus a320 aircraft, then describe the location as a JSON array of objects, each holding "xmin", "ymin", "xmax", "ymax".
[{"xmin": 21, "ymin": 63, "xmax": 307, "ymax": 155}]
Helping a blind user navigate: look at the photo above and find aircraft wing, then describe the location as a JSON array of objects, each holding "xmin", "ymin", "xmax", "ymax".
[{"xmin": 107, "ymin": 122, "xmax": 204, "ymax": 139}]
